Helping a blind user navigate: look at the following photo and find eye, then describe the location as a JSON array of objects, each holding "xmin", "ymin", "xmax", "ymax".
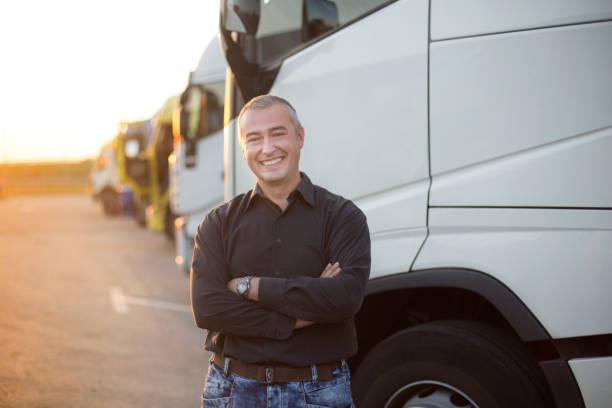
[{"xmin": 246, "ymin": 135, "xmax": 262, "ymax": 144}]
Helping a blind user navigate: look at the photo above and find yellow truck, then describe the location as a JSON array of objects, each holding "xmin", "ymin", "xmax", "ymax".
[
  {"xmin": 115, "ymin": 95, "xmax": 178, "ymax": 235},
  {"xmin": 146, "ymin": 95, "xmax": 178, "ymax": 236},
  {"xmin": 116, "ymin": 119, "xmax": 152, "ymax": 226}
]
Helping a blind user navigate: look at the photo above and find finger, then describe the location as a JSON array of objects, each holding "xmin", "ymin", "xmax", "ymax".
[
  {"xmin": 321, "ymin": 264, "xmax": 334, "ymax": 278},
  {"xmin": 329, "ymin": 266, "xmax": 341, "ymax": 277},
  {"xmin": 324, "ymin": 264, "xmax": 341, "ymax": 278},
  {"xmin": 320, "ymin": 263, "xmax": 333, "ymax": 277}
]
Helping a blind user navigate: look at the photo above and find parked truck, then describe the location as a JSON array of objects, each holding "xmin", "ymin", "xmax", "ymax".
[
  {"xmin": 90, "ymin": 138, "xmax": 121, "ymax": 215},
  {"xmin": 115, "ymin": 96, "xmax": 178, "ymax": 234},
  {"xmin": 147, "ymin": 95, "xmax": 179, "ymax": 237},
  {"xmin": 116, "ymin": 119, "xmax": 153, "ymax": 226},
  {"xmin": 219, "ymin": 1, "xmax": 612, "ymax": 407},
  {"xmin": 170, "ymin": 37, "xmax": 227, "ymax": 273}
]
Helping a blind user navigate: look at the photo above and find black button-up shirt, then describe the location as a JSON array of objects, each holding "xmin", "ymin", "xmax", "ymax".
[{"xmin": 190, "ymin": 173, "xmax": 371, "ymax": 366}]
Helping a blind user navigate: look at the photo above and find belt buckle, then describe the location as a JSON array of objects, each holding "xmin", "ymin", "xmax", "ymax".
[{"xmin": 265, "ymin": 367, "xmax": 274, "ymax": 384}]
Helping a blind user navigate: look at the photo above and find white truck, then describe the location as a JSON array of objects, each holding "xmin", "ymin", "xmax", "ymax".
[
  {"xmin": 90, "ymin": 139, "xmax": 121, "ymax": 215},
  {"xmin": 170, "ymin": 37, "xmax": 227, "ymax": 274},
  {"xmin": 219, "ymin": 1, "xmax": 612, "ymax": 407}
]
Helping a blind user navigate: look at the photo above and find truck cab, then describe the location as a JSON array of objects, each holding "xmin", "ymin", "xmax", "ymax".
[
  {"xmin": 90, "ymin": 138, "xmax": 121, "ymax": 215},
  {"xmin": 219, "ymin": 1, "xmax": 612, "ymax": 407},
  {"xmin": 115, "ymin": 95, "xmax": 178, "ymax": 234},
  {"xmin": 170, "ymin": 37, "xmax": 227, "ymax": 273},
  {"xmin": 147, "ymin": 95, "xmax": 179, "ymax": 237},
  {"xmin": 116, "ymin": 119, "xmax": 153, "ymax": 226}
]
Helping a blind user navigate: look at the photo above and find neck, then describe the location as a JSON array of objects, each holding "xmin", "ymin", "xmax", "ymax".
[{"xmin": 258, "ymin": 173, "xmax": 301, "ymax": 211}]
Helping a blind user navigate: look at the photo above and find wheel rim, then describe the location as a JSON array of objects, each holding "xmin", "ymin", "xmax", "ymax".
[{"xmin": 384, "ymin": 380, "xmax": 480, "ymax": 408}]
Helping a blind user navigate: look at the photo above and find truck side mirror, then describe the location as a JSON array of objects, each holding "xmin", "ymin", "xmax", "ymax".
[
  {"xmin": 303, "ymin": 0, "xmax": 339, "ymax": 42},
  {"xmin": 221, "ymin": 0, "xmax": 260, "ymax": 35},
  {"xmin": 198, "ymin": 92, "xmax": 209, "ymax": 137},
  {"xmin": 179, "ymin": 107, "xmax": 188, "ymax": 141}
]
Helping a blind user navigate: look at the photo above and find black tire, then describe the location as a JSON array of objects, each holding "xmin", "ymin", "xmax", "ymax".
[
  {"xmin": 100, "ymin": 189, "xmax": 120, "ymax": 215},
  {"xmin": 352, "ymin": 320, "xmax": 553, "ymax": 408},
  {"xmin": 134, "ymin": 199, "xmax": 147, "ymax": 227}
]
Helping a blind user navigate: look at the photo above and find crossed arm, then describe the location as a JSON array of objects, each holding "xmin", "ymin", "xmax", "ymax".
[
  {"xmin": 226, "ymin": 262, "xmax": 342, "ymax": 329},
  {"xmin": 190, "ymin": 206, "xmax": 370, "ymax": 340}
]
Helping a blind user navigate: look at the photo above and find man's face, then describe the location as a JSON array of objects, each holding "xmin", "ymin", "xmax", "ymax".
[{"xmin": 239, "ymin": 103, "xmax": 304, "ymax": 187}]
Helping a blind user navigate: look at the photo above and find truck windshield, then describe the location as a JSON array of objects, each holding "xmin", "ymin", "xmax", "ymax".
[
  {"xmin": 202, "ymin": 81, "xmax": 225, "ymax": 137},
  {"xmin": 223, "ymin": 0, "xmax": 390, "ymax": 68},
  {"xmin": 182, "ymin": 81, "xmax": 225, "ymax": 141},
  {"xmin": 252, "ymin": 0, "xmax": 302, "ymax": 66}
]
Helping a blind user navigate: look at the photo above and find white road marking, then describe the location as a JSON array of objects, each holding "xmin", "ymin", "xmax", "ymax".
[
  {"xmin": 110, "ymin": 287, "xmax": 129, "ymax": 314},
  {"xmin": 110, "ymin": 286, "xmax": 191, "ymax": 314}
]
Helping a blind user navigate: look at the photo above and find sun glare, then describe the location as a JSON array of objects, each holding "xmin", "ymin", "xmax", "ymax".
[{"xmin": 0, "ymin": 1, "xmax": 219, "ymax": 163}]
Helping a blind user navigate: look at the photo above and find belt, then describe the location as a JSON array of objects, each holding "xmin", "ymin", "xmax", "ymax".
[{"xmin": 212, "ymin": 353, "xmax": 342, "ymax": 384}]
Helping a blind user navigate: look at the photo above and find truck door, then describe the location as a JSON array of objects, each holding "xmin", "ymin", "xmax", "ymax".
[{"xmin": 223, "ymin": 0, "xmax": 431, "ymax": 276}]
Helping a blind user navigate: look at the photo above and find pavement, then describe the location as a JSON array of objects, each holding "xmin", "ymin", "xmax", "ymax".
[{"xmin": 0, "ymin": 195, "xmax": 210, "ymax": 408}]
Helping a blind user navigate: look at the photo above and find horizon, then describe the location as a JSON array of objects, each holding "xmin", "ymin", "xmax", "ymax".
[{"xmin": 1, "ymin": 158, "xmax": 93, "ymax": 166}]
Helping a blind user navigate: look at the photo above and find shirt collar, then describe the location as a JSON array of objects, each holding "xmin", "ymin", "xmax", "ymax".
[
  {"xmin": 244, "ymin": 172, "xmax": 315, "ymax": 212},
  {"xmin": 244, "ymin": 183, "xmax": 265, "ymax": 211},
  {"xmin": 292, "ymin": 172, "xmax": 315, "ymax": 207}
]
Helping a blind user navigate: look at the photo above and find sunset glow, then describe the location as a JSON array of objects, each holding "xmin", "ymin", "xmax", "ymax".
[{"xmin": 0, "ymin": 0, "xmax": 219, "ymax": 163}]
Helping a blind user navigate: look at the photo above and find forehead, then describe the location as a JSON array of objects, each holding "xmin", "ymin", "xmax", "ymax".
[{"xmin": 240, "ymin": 103, "xmax": 293, "ymax": 133}]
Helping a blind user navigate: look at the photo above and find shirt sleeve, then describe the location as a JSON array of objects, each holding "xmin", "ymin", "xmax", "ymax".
[
  {"xmin": 190, "ymin": 208, "xmax": 296, "ymax": 340},
  {"xmin": 258, "ymin": 202, "xmax": 371, "ymax": 323}
]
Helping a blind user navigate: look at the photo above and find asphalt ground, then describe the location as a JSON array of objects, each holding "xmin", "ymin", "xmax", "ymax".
[{"xmin": 0, "ymin": 195, "xmax": 210, "ymax": 408}]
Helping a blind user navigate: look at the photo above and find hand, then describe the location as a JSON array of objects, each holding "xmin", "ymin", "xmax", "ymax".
[
  {"xmin": 320, "ymin": 262, "xmax": 341, "ymax": 278},
  {"xmin": 227, "ymin": 277, "xmax": 240, "ymax": 294}
]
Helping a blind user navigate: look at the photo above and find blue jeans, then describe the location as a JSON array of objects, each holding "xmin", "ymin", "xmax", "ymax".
[{"xmin": 202, "ymin": 358, "xmax": 355, "ymax": 408}]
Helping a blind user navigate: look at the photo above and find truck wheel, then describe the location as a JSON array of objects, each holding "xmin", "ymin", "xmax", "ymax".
[
  {"xmin": 134, "ymin": 201, "xmax": 147, "ymax": 227},
  {"xmin": 101, "ymin": 189, "xmax": 120, "ymax": 215},
  {"xmin": 352, "ymin": 320, "xmax": 553, "ymax": 408}
]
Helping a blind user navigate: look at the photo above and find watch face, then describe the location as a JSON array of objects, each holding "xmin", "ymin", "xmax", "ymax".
[{"xmin": 237, "ymin": 281, "xmax": 247, "ymax": 295}]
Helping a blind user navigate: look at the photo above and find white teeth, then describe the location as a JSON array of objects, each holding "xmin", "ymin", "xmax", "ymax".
[{"xmin": 262, "ymin": 158, "xmax": 282, "ymax": 166}]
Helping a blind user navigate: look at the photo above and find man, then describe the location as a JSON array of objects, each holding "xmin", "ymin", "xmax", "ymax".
[{"xmin": 191, "ymin": 95, "xmax": 370, "ymax": 407}]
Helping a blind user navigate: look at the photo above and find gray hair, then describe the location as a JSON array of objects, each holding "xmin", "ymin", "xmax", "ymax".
[{"xmin": 238, "ymin": 95, "xmax": 303, "ymax": 137}]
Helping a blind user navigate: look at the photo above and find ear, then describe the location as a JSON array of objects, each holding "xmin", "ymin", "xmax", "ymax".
[{"xmin": 298, "ymin": 127, "xmax": 305, "ymax": 149}]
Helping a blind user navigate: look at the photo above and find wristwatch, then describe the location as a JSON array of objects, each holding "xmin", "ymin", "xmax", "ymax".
[{"xmin": 236, "ymin": 276, "xmax": 253, "ymax": 299}]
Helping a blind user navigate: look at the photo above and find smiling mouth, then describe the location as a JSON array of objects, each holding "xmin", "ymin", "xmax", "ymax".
[{"xmin": 261, "ymin": 157, "xmax": 283, "ymax": 166}]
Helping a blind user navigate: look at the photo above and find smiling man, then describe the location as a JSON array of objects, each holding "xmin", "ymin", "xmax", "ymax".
[{"xmin": 190, "ymin": 95, "xmax": 371, "ymax": 408}]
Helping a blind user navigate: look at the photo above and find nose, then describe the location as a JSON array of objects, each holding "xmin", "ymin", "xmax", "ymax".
[{"xmin": 261, "ymin": 135, "xmax": 275, "ymax": 155}]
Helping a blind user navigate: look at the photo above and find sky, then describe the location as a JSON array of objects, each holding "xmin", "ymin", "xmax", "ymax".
[{"xmin": 0, "ymin": 0, "xmax": 220, "ymax": 163}]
